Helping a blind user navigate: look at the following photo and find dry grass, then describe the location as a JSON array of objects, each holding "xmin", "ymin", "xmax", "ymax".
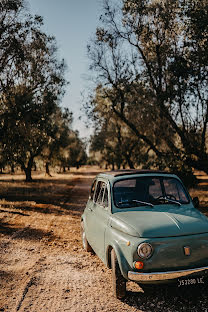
[{"xmin": 0, "ymin": 166, "xmax": 101, "ymax": 247}]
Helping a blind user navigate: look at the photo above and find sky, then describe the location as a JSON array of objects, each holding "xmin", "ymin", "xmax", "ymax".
[{"xmin": 28, "ymin": 0, "xmax": 103, "ymax": 139}]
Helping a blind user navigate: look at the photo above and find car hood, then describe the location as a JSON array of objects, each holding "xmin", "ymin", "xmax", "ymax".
[{"xmin": 111, "ymin": 207, "xmax": 208, "ymax": 238}]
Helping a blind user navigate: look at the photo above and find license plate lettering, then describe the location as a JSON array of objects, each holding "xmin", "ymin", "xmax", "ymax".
[
  {"xmin": 178, "ymin": 277, "xmax": 204, "ymax": 287},
  {"xmin": 197, "ymin": 277, "xmax": 204, "ymax": 284}
]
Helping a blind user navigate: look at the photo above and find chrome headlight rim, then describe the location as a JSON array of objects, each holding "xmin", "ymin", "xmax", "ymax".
[{"xmin": 137, "ymin": 242, "xmax": 153, "ymax": 259}]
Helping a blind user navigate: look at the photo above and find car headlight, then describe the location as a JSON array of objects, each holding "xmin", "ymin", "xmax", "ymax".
[{"xmin": 137, "ymin": 243, "xmax": 153, "ymax": 259}]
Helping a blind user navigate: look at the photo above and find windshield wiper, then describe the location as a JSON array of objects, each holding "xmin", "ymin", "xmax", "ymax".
[
  {"xmin": 118, "ymin": 200, "xmax": 154, "ymax": 208},
  {"xmin": 159, "ymin": 197, "xmax": 181, "ymax": 206},
  {"xmin": 132, "ymin": 200, "xmax": 154, "ymax": 207}
]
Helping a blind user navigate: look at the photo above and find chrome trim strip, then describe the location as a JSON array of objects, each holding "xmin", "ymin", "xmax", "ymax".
[{"xmin": 128, "ymin": 266, "xmax": 208, "ymax": 282}]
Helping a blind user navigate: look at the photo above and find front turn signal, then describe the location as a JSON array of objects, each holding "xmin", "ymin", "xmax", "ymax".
[{"xmin": 134, "ymin": 261, "xmax": 144, "ymax": 270}]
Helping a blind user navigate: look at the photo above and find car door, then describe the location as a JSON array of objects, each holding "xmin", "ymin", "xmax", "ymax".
[
  {"xmin": 87, "ymin": 180, "xmax": 110, "ymax": 261},
  {"xmin": 84, "ymin": 179, "xmax": 97, "ymax": 246}
]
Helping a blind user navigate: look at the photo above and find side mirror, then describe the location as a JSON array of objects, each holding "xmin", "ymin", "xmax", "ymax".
[{"xmin": 193, "ymin": 196, "xmax": 199, "ymax": 208}]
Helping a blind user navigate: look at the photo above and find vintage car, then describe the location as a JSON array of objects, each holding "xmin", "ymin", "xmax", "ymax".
[{"xmin": 81, "ymin": 170, "xmax": 208, "ymax": 299}]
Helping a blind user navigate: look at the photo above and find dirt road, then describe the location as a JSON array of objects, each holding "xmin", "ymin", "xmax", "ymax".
[{"xmin": 0, "ymin": 168, "xmax": 208, "ymax": 312}]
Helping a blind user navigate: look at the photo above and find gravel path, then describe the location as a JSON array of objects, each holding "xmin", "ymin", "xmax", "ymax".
[{"xmin": 0, "ymin": 169, "xmax": 208, "ymax": 311}]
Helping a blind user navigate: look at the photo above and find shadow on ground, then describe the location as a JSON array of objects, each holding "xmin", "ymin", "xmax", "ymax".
[
  {"xmin": 0, "ymin": 220, "xmax": 56, "ymax": 241},
  {"xmin": 0, "ymin": 170, "xmax": 98, "ymax": 216},
  {"xmin": 123, "ymin": 282, "xmax": 208, "ymax": 311}
]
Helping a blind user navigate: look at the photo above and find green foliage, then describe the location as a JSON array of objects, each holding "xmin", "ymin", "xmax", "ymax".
[
  {"xmin": 86, "ymin": 0, "xmax": 208, "ymax": 180},
  {"xmin": 88, "ymin": 87, "xmax": 145, "ymax": 169},
  {"xmin": 68, "ymin": 132, "xmax": 88, "ymax": 169},
  {"xmin": 0, "ymin": 1, "xmax": 87, "ymax": 180}
]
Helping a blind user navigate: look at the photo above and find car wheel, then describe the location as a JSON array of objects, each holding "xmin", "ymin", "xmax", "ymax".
[
  {"xmin": 111, "ymin": 249, "xmax": 126, "ymax": 299},
  {"xmin": 80, "ymin": 221, "xmax": 93, "ymax": 252}
]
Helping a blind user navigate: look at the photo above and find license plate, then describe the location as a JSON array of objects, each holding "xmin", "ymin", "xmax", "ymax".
[{"xmin": 178, "ymin": 276, "xmax": 205, "ymax": 287}]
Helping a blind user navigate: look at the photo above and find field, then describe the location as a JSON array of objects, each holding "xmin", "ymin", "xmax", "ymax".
[{"xmin": 0, "ymin": 167, "xmax": 208, "ymax": 312}]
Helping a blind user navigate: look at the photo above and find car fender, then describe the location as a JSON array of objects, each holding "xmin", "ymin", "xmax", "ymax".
[
  {"xmin": 81, "ymin": 214, "xmax": 90, "ymax": 241},
  {"xmin": 81, "ymin": 214, "xmax": 85, "ymax": 228},
  {"xmin": 106, "ymin": 242, "xmax": 130, "ymax": 280}
]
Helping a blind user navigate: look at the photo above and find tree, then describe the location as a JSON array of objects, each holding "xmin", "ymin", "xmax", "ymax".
[
  {"xmin": 41, "ymin": 108, "xmax": 73, "ymax": 176},
  {"xmin": 87, "ymin": 86, "xmax": 147, "ymax": 169},
  {"xmin": 0, "ymin": 1, "xmax": 68, "ymax": 181},
  {"xmin": 67, "ymin": 132, "xmax": 87, "ymax": 169},
  {"xmin": 90, "ymin": 122, "xmax": 144, "ymax": 170},
  {"xmin": 87, "ymin": 0, "xmax": 208, "ymax": 176},
  {"xmin": 0, "ymin": 0, "xmax": 25, "ymax": 78}
]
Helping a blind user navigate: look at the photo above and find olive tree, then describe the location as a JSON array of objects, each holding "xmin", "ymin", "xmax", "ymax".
[
  {"xmin": 0, "ymin": 0, "xmax": 68, "ymax": 181},
  {"xmin": 86, "ymin": 86, "xmax": 148, "ymax": 169},
  {"xmin": 87, "ymin": 0, "xmax": 208, "ymax": 176}
]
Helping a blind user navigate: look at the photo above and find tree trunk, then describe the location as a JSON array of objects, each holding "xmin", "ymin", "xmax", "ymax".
[
  {"xmin": 25, "ymin": 167, "xmax": 33, "ymax": 182},
  {"xmin": 186, "ymin": 157, "xmax": 208, "ymax": 175},
  {"xmin": 33, "ymin": 161, "xmax": 37, "ymax": 171},
  {"xmin": 117, "ymin": 163, "xmax": 121, "ymax": 170},
  {"xmin": 45, "ymin": 162, "xmax": 52, "ymax": 177},
  {"xmin": 125, "ymin": 155, "xmax": 134, "ymax": 169},
  {"xmin": 21, "ymin": 156, "xmax": 34, "ymax": 182},
  {"xmin": 10, "ymin": 164, "xmax": 15, "ymax": 173}
]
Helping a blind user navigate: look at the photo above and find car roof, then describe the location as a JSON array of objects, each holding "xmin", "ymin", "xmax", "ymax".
[{"xmin": 97, "ymin": 169, "xmax": 174, "ymax": 179}]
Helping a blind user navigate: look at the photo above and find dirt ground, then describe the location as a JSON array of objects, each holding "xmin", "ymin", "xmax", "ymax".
[{"xmin": 0, "ymin": 166, "xmax": 208, "ymax": 312}]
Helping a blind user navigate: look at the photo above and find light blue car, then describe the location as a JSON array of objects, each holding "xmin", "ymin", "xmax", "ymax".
[{"xmin": 81, "ymin": 170, "xmax": 208, "ymax": 299}]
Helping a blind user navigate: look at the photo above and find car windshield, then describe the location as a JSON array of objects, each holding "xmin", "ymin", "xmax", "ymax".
[{"xmin": 113, "ymin": 176, "xmax": 190, "ymax": 208}]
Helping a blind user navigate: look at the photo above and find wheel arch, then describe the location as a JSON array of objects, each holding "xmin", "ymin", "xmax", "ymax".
[
  {"xmin": 106, "ymin": 245, "xmax": 113, "ymax": 269},
  {"xmin": 80, "ymin": 214, "xmax": 85, "ymax": 223},
  {"xmin": 106, "ymin": 243, "xmax": 129, "ymax": 279}
]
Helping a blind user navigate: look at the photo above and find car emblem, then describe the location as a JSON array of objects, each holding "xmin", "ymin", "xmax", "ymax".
[{"xmin": 184, "ymin": 246, "xmax": 191, "ymax": 256}]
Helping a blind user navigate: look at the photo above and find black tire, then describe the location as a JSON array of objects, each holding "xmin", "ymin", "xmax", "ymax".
[
  {"xmin": 111, "ymin": 249, "xmax": 126, "ymax": 299},
  {"xmin": 80, "ymin": 221, "xmax": 93, "ymax": 252}
]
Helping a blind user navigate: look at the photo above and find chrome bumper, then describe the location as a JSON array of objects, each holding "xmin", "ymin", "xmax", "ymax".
[{"xmin": 128, "ymin": 266, "xmax": 208, "ymax": 282}]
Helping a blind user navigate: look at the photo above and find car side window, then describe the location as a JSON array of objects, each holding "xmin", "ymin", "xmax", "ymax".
[
  {"xmin": 97, "ymin": 182, "xmax": 105, "ymax": 205},
  {"xmin": 94, "ymin": 181, "xmax": 108, "ymax": 208},
  {"xmin": 103, "ymin": 187, "xmax": 109, "ymax": 208},
  {"xmin": 89, "ymin": 180, "xmax": 96, "ymax": 200},
  {"xmin": 94, "ymin": 181, "xmax": 102, "ymax": 203}
]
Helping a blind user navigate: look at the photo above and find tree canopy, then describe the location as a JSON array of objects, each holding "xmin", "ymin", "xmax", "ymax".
[
  {"xmin": 86, "ymin": 0, "xmax": 208, "ymax": 179},
  {"xmin": 0, "ymin": 0, "xmax": 87, "ymax": 180}
]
